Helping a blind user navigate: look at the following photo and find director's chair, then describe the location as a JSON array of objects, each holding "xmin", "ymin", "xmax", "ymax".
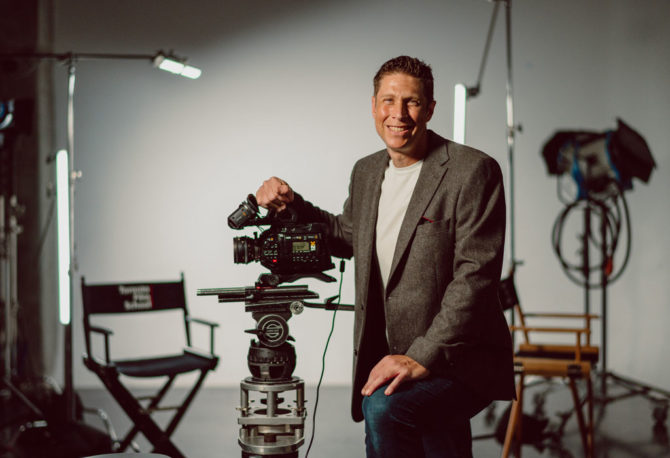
[
  {"xmin": 498, "ymin": 272, "xmax": 594, "ymax": 457},
  {"xmin": 498, "ymin": 274, "xmax": 599, "ymax": 365},
  {"xmin": 81, "ymin": 274, "xmax": 219, "ymax": 458}
]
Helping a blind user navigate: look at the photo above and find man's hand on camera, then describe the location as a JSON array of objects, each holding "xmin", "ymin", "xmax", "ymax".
[
  {"xmin": 361, "ymin": 355, "xmax": 430, "ymax": 397},
  {"xmin": 256, "ymin": 177, "xmax": 295, "ymax": 212}
]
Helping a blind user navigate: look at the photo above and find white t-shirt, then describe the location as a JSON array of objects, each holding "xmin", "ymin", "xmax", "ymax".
[{"xmin": 375, "ymin": 159, "xmax": 424, "ymax": 289}]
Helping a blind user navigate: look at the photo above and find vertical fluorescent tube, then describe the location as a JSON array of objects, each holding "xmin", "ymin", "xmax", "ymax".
[
  {"xmin": 56, "ymin": 149, "xmax": 71, "ymax": 325},
  {"xmin": 453, "ymin": 83, "xmax": 467, "ymax": 144}
]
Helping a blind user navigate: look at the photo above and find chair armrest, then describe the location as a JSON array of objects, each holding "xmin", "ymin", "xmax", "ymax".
[
  {"xmin": 89, "ymin": 325, "xmax": 113, "ymax": 336},
  {"xmin": 88, "ymin": 325, "xmax": 113, "ymax": 363},
  {"xmin": 186, "ymin": 316, "xmax": 219, "ymax": 328},
  {"xmin": 510, "ymin": 325, "xmax": 590, "ymax": 334},
  {"xmin": 509, "ymin": 325, "xmax": 589, "ymax": 361},
  {"xmin": 186, "ymin": 316, "xmax": 218, "ymax": 355},
  {"xmin": 523, "ymin": 312, "xmax": 599, "ymax": 319}
]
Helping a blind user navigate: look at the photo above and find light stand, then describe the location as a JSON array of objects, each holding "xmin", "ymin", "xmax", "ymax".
[
  {"xmin": 452, "ymin": 0, "xmax": 522, "ymax": 272},
  {"xmin": 1, "ymin": 100, "xmax": 45, "ymax": 421},
  {"xmin": 552, "ymin": 184, "xmax": 669, "ymax": 441},
  {"xmin": 452, "ymin": 0, "xmax": 521, "ymax": 369},
  {"xmin": 0, "ymin": 50, "xmax": 202, "ymax": 426}
]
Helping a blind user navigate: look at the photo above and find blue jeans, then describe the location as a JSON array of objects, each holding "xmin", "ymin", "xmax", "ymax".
[{"xmin": 361, "ymin": 375, "xmax": 489, "ymax": 458}]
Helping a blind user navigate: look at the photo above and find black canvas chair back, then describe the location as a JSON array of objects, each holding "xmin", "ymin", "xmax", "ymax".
[
  {"xmin": 81, "ymin": 274, "xmax": 219, "ymax": 458},
  {"xmin": 498, "ymin": 275, "xmax": 520, "ymax": 313}
]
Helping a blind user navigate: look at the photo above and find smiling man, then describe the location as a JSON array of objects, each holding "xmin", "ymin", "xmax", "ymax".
[{"xmin": 256, "ymin": 56, "xmax": 514, "ymax": 457}]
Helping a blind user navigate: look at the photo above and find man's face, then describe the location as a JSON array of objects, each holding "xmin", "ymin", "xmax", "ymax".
[{"xmin": 372, "ymin": 72, "xmax": 436, "ymax": 159}]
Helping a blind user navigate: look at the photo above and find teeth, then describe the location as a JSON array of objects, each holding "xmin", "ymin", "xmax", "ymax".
[{"xmin": 389, "ymin": 126, "xmax": 407, "ymax": 132}]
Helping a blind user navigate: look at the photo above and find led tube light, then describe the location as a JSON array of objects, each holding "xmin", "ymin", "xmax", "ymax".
[
  {"xmin": 56, "ymin": 149, "xmax": 71, "ymax": 325},
  {"xmin": 453, "ymin": 83, "xmax": 467, "ymax": 144},
  {"xmin": 154, "ymin": 54, "xmax": 202, "ymax": 79}
]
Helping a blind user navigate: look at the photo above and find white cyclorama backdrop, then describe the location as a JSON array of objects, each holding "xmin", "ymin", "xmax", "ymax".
[{"xmin": 45, "ymin": 0, "xmax": 670, "ymax": 389}]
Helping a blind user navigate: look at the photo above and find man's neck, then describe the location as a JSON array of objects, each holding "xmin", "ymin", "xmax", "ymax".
[{"xmin": 387, "ymin": 133, "xmax": 430, "ymax": 167}]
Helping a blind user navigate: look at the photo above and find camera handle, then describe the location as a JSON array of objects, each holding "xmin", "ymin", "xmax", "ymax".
[
  {"xmin": 256, "ymin": 272, "xmax": 336, "ymax": 288},
  {"xmin": 303, "ymin": 295, "xmax": 355, "ymax": 312}
]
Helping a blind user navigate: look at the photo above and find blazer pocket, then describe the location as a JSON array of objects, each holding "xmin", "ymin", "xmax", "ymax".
[{"xmin": 415, "ymin": 218, "xmax": 451, "ymax": 237}]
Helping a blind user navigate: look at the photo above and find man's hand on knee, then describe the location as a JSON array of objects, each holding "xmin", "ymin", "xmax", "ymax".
[{"xmin": 361, "ymin": 355, "xmax": 430, "ymax": 397}]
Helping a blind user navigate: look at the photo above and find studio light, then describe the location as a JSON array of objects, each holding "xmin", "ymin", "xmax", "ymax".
[
  {"xmin": 453, "ymin": 83, "xmax": 467, "ymax": 144},
  {"xmin": 56, "ymin": 149, "xmax": 71, "ymax": 325},
  {"xmin": 0, "ymin": 47, "xmax": 203, "ymax": 423},
  {"xmin": 153, "ymin": 52, "xmax": 202, "ymax": 79}
]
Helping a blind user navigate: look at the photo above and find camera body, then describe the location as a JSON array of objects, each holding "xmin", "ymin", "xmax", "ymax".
[{"xmin": 234, "ymin": 223, "xmax": 333, "ymax": 276}]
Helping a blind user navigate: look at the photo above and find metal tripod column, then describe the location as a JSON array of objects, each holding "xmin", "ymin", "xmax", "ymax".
[{"xmin": 238, "ymin": 377, "xmax": 305, "ymax": 457}]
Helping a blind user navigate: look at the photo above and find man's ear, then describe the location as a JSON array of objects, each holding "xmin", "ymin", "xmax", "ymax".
[
  {"xmin": 371, "ymin": 96, "xmax": 377, "ymax": 117},
  {"xmin": 426, "ymin": 100, "xmax": 436, "ymax": 121}
]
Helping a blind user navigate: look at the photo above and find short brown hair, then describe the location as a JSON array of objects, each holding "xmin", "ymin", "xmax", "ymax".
[{"xmin": 373, "ymin": 55, "xmax": 434, "ymax": 102}]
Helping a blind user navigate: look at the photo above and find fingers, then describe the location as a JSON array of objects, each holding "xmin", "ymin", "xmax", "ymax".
[
  {"xmin": 361, "ymin": 369, "xmax": 392, "ymax": 397},
  {"xmin": 361, "ymin": 355, "xmax": 430, "ymax": 397},
  {"xmin": 256, "ymin": 177, "xmax": 294, "ymax": 211},
  {"xmin": 384, "ymin": 371, "xmax": 408, "ymax": 396},
  {"xmin": 360, "ymin": 355, "xmax": 404, "ymax": 396}
]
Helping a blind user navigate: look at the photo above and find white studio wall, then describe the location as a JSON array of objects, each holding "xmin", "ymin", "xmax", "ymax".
[{"xmin": 44, "ymin": 0, "xmax": 670, "ymax": 390}]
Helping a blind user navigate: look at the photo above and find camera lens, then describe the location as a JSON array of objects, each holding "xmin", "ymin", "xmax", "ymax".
[{"xmin": 233, "ymin": 236, "xmax": 257, "ymax": 264}]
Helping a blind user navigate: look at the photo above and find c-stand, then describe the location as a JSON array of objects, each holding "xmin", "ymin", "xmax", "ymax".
[
  {"xmin": 552, "ymin": 190, "xmax": 669, "ymax": 441},
  {"xmin": 198, "ymin": 273, "xmax": 353, "ymax": 457},
  {"xmin": 1, "ymin": 100, "xmax": 47, "ymax": 453}
]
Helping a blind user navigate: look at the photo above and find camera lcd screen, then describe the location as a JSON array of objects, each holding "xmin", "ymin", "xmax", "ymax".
[{"xmin": 292, "ymin": 241, "xmax": 310, "ymax": 253}]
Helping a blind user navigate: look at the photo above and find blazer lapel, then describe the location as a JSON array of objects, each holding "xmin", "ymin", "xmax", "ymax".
[
  {"xmin": 387, "ymin": 135, "xmax": 451, "ymax": 288},
  {"xmin": 356, "ymin": 151, "xmax": 388, "ymax": 300}
]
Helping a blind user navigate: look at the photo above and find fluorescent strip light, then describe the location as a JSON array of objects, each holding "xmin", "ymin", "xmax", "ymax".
[
  {"xmin": 158, "ymin": 58, "xmax": 185, "ymax": 75},
  {"xmin": 453, "ymin": 83, "xmax": 467, "ymax": 144},
  {"xmin": 180, "ymin": 65, "xmax": 202, "ymax": 79},
  {"xmin": 154, "ymin": 54, "xmax": 202, "ymax": 79},
  {"xmin": 56, "ymin": 149, "xmax": 71, "ymax": 325}
]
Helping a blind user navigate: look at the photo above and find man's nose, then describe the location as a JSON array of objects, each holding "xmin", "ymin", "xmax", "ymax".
[{"xmin": 391, "ymin": 102, "xmax": 408, "ymax": 118}]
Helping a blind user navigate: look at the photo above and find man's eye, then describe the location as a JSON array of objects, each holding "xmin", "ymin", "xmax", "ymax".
[{"xmin": 408, "ymin": 99, "xmax": 420, "ymax": 106}]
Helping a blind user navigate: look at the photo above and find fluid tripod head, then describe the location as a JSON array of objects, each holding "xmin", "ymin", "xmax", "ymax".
[{"xmin": 198, "ymin": 279, "xmax": 350, "ymax": 381}]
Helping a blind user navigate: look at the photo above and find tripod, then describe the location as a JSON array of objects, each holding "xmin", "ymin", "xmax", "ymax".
[{"xmin": 198, "ymin": 273, "xmax": 353, "ymax": 457}]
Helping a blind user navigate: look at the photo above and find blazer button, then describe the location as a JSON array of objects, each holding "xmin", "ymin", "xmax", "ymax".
[{"xmin": 353, "ymin": 349, "xmax": 358, "ymax": 356}]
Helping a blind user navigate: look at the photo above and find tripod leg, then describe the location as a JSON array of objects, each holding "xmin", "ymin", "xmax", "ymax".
[{"xmin": 1, "ymin": 377, "xmax": 44, "ymax": 417}]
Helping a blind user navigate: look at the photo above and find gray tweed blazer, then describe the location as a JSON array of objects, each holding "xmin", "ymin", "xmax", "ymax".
[{"xmin": 294, "ymin": 130, "xmax": 515, "ymax": 422}]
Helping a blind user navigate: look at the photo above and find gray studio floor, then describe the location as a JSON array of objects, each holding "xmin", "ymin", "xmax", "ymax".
[{"xmin": 77, "ymin": 376, "xmax": 670, "ymax": 458}]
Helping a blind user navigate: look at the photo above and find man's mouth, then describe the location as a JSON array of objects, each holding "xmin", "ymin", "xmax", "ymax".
[{"xmin": 388, "ymin": 125, "xmax": 411, "ymax": 133}]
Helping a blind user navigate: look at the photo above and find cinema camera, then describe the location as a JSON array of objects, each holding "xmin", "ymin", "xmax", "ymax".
[
  {"xmin": 227, "ymin": 194, "xmax": 336, "ymax": 286},
  {"xmin": 198, "ymin": 194, "xmax": 352, "ymax": 458}
]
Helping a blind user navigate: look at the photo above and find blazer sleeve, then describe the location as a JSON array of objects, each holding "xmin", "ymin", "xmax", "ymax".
[
  {"xmin": 290, "ymin": 167, "xmax": 357, "ymax": 260},
  {"xmin": 405, "ymin": 155, "xmax": 506, "ymax": 369}
]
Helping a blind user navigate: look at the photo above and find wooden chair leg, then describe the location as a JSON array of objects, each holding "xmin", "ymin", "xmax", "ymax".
[{"xmin": 502, "ymin": 373, "xmax": 525, "ymax": 458}]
